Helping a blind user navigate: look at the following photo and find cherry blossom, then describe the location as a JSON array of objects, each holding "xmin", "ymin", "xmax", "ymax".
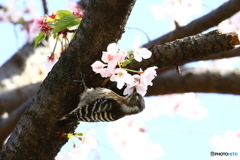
[
  {"xmin": 107, "ymin": 117, "xmax": 164, "ymax": 160},
  {"xmin": 91, "ymin": 61, "xmax": 114, "ymax": 77},
  {"xmin": 73, "ymin": 6, "xmax": 84, "ymax": 18},
  {"xmin": 155, "ymin": 93, "xmax": 208, "ymax": 120},
  {"xmin": 91, "ymin": 38, "xmax": 157, "ymax": 95},
  {"xmin": 42, "ymin": 54, "xmax": 56, "ymax": 71},
  {"xmin": 81, "ymin": 129, "xmax": 97, "ymax": 150},
  {"xmin": 118, "ymin": 49, "xmax": 128, "ymax": 62},
  {"xmin": 102, "ymin": 43, "xmax": 122, "ymax": 68},
  {"xmin": 1, "ymin": 3, "xmax": 23, "ymax": 23},
  {"xmin": 48, "ymin": 13, "xmax": 57, "ymax": 19},
  {"xmin": 55, "ymin": 147, "xmax": 88, "ymax": 160},
  {"xmin": 55, "ymin": 129, "xmax": 97, "ymax": 160},
  {"xmin": 30, "ymin": 16, "xmax": 52, "ymax": 35},
  {"xmin": 41, "ymin": 24, "xmax": 52, "ymax": 35},
  {"xmin": 167, "ymin": 0, "xmax": 202, "ymax": 26},
  {"xmin": 91, "ymin": 61, "xmax": 106, "ymax": 73},
  {"xmin": 124, "ymin": 83, "xmax": 147, "ymax": 96},
  {"xmin": 148, "ymin": 5, "xmax": 165, "ymax": 21},
  {"xmin": 30, "ymin": 16, "xmax": 45, "ymax": 35},
  {"xmin": 132, "ymin": 35, "xmax": 152, "ymax": 62},
  {"xmin": 110, "ymin": 68, "xmax": 134, "ymax": 89},
  {"xmin": 123, "ymin": 67, "xmax": 157, "ymax": 96},
  {"xmin": 123, "ymin": 74, "xmax": 147, "ymax": 96},
  {"xmin": 140, "ymin": 66, "xmax": 158, "ymax": 87},
  {"xmin": 0, "ymin": 10, "xmax": 5, "ymax": 21}
]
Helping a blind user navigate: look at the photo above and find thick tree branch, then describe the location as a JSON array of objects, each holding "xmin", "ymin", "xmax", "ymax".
[
  {"xmin": 143, "ymin": 0, "xmax": 240, "ymax": 47},
  {"xmin": 0, "ymin": 44, "xmax": 49, "ymax": 115},
  {"xmin": 156, "ymin": 47, "xmax": 240, "ymax": 75},
  {"xmin": 0, "ymin": 83, "xmax": 41, "ymax": 115},
  {"xmin": 0, "ymin": 96, "xmax": 32, "ymax": 150},
  {"xmin": 129, "ymin": 30, "xmax": 239, "ymax": 71},
  {"xmin": 0, "ymin": 0, "xmax": 137, "ymax": 159},
  {"xmin": 147, "ymin": 68, "xmax": 240, "ymax": 96},
  {"xmin": 199, "ymin": 47, "xmax": 240, "ymax": 61}
]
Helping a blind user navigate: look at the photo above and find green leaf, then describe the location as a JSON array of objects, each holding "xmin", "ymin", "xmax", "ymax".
[
  {"xmin": 55, "ymin": 10, "xmax": 72, "ymax": 19},
  {"xmin": 53, "ymin": 14, "xmax": 78, "ymax": 34},
  {"xmin": 34, "ymin": 32, "xmax": 45, "ymax": 48},
  {"xmin": 68, "ymin": 19, "xmax": 81, "ymax": 27}
]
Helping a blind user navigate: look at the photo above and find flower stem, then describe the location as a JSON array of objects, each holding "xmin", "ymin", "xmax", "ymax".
[
  {"xmin": 124, "ymin": 68, "xmax": 140, "ymax": 73},
  {"xmin": 52, "ymin": 38, "xmax": 58, "ymax": 54}
]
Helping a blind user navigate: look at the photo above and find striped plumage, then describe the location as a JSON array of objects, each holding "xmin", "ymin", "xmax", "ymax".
[{"xmin": 59, "ymin": 87, "xmax": 145, "ymax": 126}]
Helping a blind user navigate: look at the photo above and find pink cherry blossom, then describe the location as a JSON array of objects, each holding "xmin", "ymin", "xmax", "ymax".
[
  {"xmin": 47, "ymin": 54, "xmax": 55, "ymax": 63},
  {"xmin": 140, "ymin": 66, "xmax": 158, "ymax": 87},
  {"xmin": 55, "ymin": 129, "xmax": 97, "ymax": 160},
  {"xmin": 100, "ymin": 67, "xmax": 114, "ymax": 77},
  {"xmin": 107, "ymin": 117, "xmax": 164, "ymax": 160},
  {"xmin": 48, "ymin": 13, "xmax": 57, "ymax": 19},
  {"xmin": 41, "ymin": 24, "xmax": 52, "ymax": 35},
  {"xmin": 102, "ymin": 43, "xmax": 122, "ymax": 69},
  {"xmin": 55, "ymin": 147, "xmax": 88, "ymax": 160},
  {"xmin": 30, "ymin": 16, "xmax": 45, "ymax": 35},
  {"xmin": 44, "ymin": 54, "xmax": 56, "ymax": 71},
  {"xmin": 91, "ymin": 61, "xmax": 114, "ymax": 77},
  {"xmin": 91, "ymin": 61, "xmax": 106, "ymax": 73},
  {"xmin": 118, "ymin": 49, "xmax": 128, "ymax": 62},
  {"xmin": 132, "ymin": 35, "xmax": 152, "ymax": 62},
  {"xmin": 110, "ymin": 68, "xmax": 134, "ymax": 89},
  {"xmin": 124, "ymin": 83, "xmax": 147, "ymax": 96},
  {"xmin": 1, "ymin": 3, "xmax": 23, "ymax": 23},
  {"xmin": 123, "ymin": 74, "xmax": 147, "ymax": 96},
  {"xmin": 73, "ymin": 6, "xmax": 84, "ymax": 18},
  {"xmin": 166, "ymin": 0, "xmax": 202, "ymax": 26},
  {"xmin": 30, "ymin": 16, "xmax": 52, "ymax": 35},
  {"xmin": 82, "ymin": 129, "xmax": 97, "ymax": 150},
  {"xmin": 148, "ymin": 5, "xmax": 165, "ymax": 21}
]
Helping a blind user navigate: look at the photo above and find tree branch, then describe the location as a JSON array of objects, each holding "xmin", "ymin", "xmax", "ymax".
[
  {"xmin": 41, "ymin": 0, "xmax": 48, "ymax": 15},
  {"xmin": 0, "ymin": 44, "xmax": 49, "ymax": 115},
  {"xmin": 0, "ymin": 83, "xmax": 41, "ymax": 115},
  {"xmin": 143, "ymin": 0, "xmax": 240, "ymax": 47},
  {"xmin": 129, "ymin": 30, "xmax": 239, "ymax": 71},
  {"xmin": 155, "ymin": 46, "xmax": 240, "ymax": 75},
  {"xmin": 199, "ymin": 47, "xmax": 240, "ymax": 61},
  {"xmin": 0, "ymin": 96, "xmax": 32, "ymax": 150},
  {"xmin": 0, "ymin": 0, "xmax": 137, "ymax": 159},
  {"xmin": 147, "ymin": 68, "xmax": 240, "ymax": 96}
]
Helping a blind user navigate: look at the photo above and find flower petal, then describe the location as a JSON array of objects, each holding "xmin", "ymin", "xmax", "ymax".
[
  {"xmin": 107, "ymin": 43, "xmax": 118, "ymax": 53},
  {"xmin": 138, "ymin": 48, "xmax": 152, "ymax": 59},
  {"xmin": 133, "ymin": 51, "xmax": 143, "ymax": 62}
]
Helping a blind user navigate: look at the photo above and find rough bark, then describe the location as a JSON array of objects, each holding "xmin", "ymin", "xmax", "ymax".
[
  {"xmin": 199, "ymin": 47, "xmax": 240, "ymax": 61},
  {"xmin": 154, "ymin": 46, "xmax": 240, "ymax": 76},
  {"xmin": 128, "ymin": 30, "xmax": 239, "ymax": 71},
  {"xmin": 147, "ymin": 68, "xmax": 240, "ymax": 95},
  {"xmin": 0, "ymin": 0, "xmax": 136, "ymax": 159}
]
